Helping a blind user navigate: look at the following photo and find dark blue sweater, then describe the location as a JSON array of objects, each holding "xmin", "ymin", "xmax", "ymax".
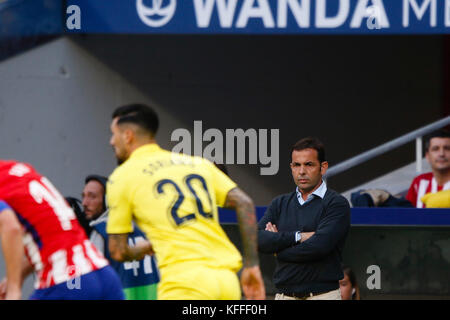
[{"xmin": 258, "ymin": 189, "xmax": 351, "ymax": 294}]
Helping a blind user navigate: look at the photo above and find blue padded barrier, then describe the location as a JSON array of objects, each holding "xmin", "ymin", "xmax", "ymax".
[{"xmin": 219, "ymin": 207, "xmax": 450, "ymax": 226}]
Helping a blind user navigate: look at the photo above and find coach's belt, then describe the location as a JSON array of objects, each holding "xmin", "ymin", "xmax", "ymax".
[{"xmin": 282, "ymin": 290, "xmax": 331, "ymax": 299}]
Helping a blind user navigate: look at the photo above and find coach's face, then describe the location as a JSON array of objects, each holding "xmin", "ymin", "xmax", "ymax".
[
  {"xmin": 290, "ymin": 148, "xmax": 328, "ymax": 194},
  {"xmin": 110, "ymin": 117, "xmax": 129, "ymax": 165},
  {"xmin": 426, "ymin": 137, "xmax": 450, "ymax": 172}
]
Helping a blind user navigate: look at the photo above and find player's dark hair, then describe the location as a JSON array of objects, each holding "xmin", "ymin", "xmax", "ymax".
[
  {"xmin": 424, "ymin": 129, "xmax": 450, "ymax": 152},
  {"xmin": 65, "ymin": 197, "xmax": 93, "ymax": 237},
  {"xmin": 291, "ymin": 137, "xmax": 326, "ymax": 163},
  {"xmin": 342, "ymin": 265, "xmax": 360, "ymax": 300},
  {"xmin": 112, "ymin": 103, "xmax": 159, "ymax": 137},
  {"xmin": 342, "ymin": 265, "xmax": 357, "ymax": 287}
]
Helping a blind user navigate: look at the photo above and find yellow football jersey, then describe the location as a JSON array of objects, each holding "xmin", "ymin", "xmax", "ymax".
[{"xmin": 106, "ymin": 144, "xmax": 242, "ymax": 273}]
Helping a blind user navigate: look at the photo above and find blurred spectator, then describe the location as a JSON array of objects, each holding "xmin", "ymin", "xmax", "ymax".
[
  {"xmin": 65, "ymin": 196, "xmax": 93, "ymax": 237},
  {"xmin": 340, "ymin": 265, "xmax": 360, "ymax": 300},
  {"xmin": 82, "ymin": 175, "xmax": 108, "ymax": 222},
  {"xmin": 82, "ymin": 175, "xmax": 160, "ymax": 300},
  {"xmin": 351, "ymin": 189, "xmax": 413, "ymax": 208},
  {"xmin": 406, "ymin": 130, "xmax": 450, "ymax": 208}
]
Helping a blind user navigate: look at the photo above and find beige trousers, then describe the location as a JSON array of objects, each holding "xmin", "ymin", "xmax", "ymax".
[{"xmin": 275, "ymin": 288, "xmax": 342, "ymax": 300}]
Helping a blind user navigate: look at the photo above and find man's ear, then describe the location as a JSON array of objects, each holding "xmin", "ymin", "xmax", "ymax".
[
  {"xmin": 320, "ymin": 161, "xmax": 329, "ymax": 175},
  {"xmin": 123, "ymin": 127, "xmax": 134, "ymax": 144}
]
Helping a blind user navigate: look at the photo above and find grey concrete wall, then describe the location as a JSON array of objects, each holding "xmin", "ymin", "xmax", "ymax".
[
  {"xmin": 0, "ymin": 37, "xmax": 189, "ymax": 198},
  {"xmin": 72, "ymin": 34, "xmax": 445, "ymax": 199},
  {"xmin": 0, "ymin": 37, "xmax": 193, "ymax": 298},
  {"xmin": 1, "ymin": 35, "xmax": 444, "ymax": 206}
]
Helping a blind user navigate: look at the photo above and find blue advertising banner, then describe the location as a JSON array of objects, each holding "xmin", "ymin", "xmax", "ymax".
[
  {"xmin": 0, "ymin": 0, "xmax": 62, "ymax": 62},
  {"xmin": 0, "ymin": 0, "xmax": 62, "ymax": 38},
  {"xmin": 64, "ymin": 0, "xmax": 450, "ymax": 34}
]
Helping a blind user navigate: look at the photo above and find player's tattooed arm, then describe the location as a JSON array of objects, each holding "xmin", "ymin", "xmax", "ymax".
[
  {"xmin": 109, "ymin": 234, "xmax": 154, "ymax": 262},
  {"xmin": 224, "ymin": 188, "xmax": 259, "ymax": 268}
]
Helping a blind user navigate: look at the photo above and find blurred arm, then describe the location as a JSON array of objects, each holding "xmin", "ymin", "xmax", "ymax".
[
  {"xmin": 223, "ymin": 187, "xmax": 265, "ymax": 300},
  {"xmin": 108, "ymin": 233, "xmax": 154, "ymax": 262},
  {"xmin": 0, "ymin": 208, "xmax": 24, "ymax": 300},
  {"xmin": 224, "ymin": 187, "xmax": 259, "ymax": 268}
]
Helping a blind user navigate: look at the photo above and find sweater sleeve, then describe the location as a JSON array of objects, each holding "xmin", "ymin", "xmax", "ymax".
[
  {"xmin": 276, "ymin": 195, "xmax": 350, "ymax": 262},
  {"xmin": 257, "ymin": 196, "xmax": 297, "ymax": 254}
]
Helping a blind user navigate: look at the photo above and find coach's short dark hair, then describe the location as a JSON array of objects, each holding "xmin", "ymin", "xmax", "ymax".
[
  {"xmin": 291, "ymin": 137, "xmax": 326, "ymax": 163},
  {"xmin": 112, "ymin": 104, "xmax": 159, "ymax": 137},
  {"xmin": 424, "ymin": 129, "xmax": 450, "ymax": 152}
]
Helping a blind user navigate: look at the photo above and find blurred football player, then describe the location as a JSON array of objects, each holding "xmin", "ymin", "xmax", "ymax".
[
  {"xmin": 0, "ymin": 160, "xmax": 124, "ymax": 300},
  {"xmin": 106, "ymin": 103, "xmax": 265, "ymax": 300}
]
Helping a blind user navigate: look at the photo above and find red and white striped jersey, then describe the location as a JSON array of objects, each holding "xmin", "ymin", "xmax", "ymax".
[
  {"xmin": 406, "ymin": 172, "xmax": 450, "ymax": 208},
  {"xmin": 0, "ymin": 160, "xmax": 108, "ymax": 289}
]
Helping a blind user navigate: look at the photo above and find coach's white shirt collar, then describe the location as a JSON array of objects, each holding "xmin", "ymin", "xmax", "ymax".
[{"xmin": 296, "ymin": 180, "xmax": 327, "ymax": 206}]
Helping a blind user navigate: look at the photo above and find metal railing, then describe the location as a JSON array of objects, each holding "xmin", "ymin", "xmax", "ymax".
[{"xmin": 324, "ymin": 116, "xmax": 450, "ymax": 179}]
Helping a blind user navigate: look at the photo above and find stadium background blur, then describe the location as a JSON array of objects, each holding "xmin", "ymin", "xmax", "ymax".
[{"xmin": 0, "ymin": 0, "xmax": 449, "ymax": 300}]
